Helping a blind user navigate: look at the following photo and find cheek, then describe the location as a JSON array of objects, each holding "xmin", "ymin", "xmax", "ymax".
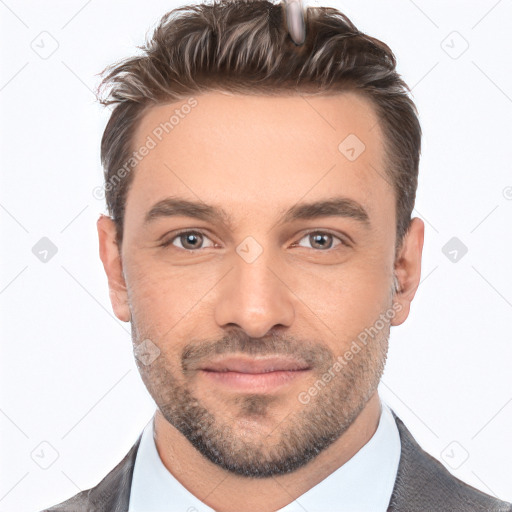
[
  {"xmin": 125, "ymin": 258, "xmax": 222, "ymax": 337},
  {"xmin": 289, "ymin": 256, "xmax": 392, "ymax": 342}
]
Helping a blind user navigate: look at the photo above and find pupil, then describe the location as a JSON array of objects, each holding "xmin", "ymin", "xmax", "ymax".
[
  {"xmin": 312, "ymin": 233, "xmax": 331, "ymax": 249},
  {"xmin": 184, "ymin": 233, "xmax": 200, "ymax": 248}
]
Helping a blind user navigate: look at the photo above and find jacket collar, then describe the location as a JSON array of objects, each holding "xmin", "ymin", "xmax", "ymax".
[{"xmin": 58, "ymin": 410, "xmax": 510, "ymax": 512}]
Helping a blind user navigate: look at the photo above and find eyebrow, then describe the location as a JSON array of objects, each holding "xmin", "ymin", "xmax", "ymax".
[{"xmin": 143, "ymin": 196, "xmax": 371, "ymax": 230}]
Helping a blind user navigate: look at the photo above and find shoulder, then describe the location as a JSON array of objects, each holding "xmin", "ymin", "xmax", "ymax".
[
  {"xmin": 388, "ymin": 411, "xmax": 511, "ymax": 512},
  {"xmin": 40, "ymin": 433, "xmax": 142, "ymax": 512}
]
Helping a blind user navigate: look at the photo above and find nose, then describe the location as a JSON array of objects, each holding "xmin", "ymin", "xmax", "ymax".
[{"xmin": 214, "ymin": 248, "xmax": 295, "ymax": 339}]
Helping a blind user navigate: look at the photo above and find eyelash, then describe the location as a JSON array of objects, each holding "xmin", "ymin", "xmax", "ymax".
[{"xmin": 160, "ymin": 229, "xmax": 349, "ymax": 252}]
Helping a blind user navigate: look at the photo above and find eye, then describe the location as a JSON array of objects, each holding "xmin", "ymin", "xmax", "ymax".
[
  {"xmin": 160, "ymin": 229, "xmax": 348, "ymax": 252},
  {"xmin": 294, "ymin": 231, "xmax": 348, "ymax": 251},
  {"xmin": 161, "ymin": 230, "xmax": 215, "ymax": 251}
]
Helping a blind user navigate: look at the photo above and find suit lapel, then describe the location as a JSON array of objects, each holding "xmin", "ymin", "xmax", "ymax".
[
  {"xmin": 386, "ymin": 410, "xmax": 511, "ymax": 512},
  {"xmin": 50, "ymin": 411, "xmax": 509, "ymax": 511},
  {"xmin": 86, "ymin": 432, "xmax": 142, "ymax": 511}
]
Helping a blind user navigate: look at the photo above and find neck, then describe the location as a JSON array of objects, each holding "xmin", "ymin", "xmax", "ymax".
[{"xmin": 153, "ymin": 392, "xmax": 381, "ymax": 512}]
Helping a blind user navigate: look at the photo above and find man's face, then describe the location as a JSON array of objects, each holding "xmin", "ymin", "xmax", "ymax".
[{"xmin": 107, "ymin": 92, "xmax": 409, "ymax": 476}]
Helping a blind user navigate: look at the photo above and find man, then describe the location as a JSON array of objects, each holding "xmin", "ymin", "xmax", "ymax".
[{"xmin": 42, "ymin": 0, "xmax": 512, "ymax": 510}]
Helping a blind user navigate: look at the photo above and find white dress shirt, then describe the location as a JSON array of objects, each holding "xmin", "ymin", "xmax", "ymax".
[{"xmin": 128, "ymin": 399, "xmax": 401, "ymax": 512}]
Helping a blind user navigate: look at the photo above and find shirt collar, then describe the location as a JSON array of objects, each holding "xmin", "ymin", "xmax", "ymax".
[{"xmin": 129, "ymin": 399, "xmax": 401, "ymax": 512}]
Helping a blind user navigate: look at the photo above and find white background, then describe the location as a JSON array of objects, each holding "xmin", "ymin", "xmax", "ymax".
[{"xmin": 1, "ymin": 0, "xmax": 511, "ymax": 510}]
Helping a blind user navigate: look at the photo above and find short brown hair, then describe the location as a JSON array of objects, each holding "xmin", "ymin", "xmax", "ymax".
[{"xmin": 97, "ymin": 0, "xmax": 421, "ymax": 254}]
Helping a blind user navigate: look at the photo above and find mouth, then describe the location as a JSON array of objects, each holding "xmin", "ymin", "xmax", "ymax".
[{"xmin": 198, "ymin": 355, "xmax": 311, "ymax": 392}]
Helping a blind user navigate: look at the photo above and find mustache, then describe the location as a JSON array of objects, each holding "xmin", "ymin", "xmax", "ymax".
[{"xmin": 181, "ymin": 329, "xmax": 334, "ymax": 372}]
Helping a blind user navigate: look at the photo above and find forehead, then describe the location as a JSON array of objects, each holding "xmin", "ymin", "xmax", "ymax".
[{"xmin": 126, "ymin": 91, "xmax": 393, "ymax": 230}]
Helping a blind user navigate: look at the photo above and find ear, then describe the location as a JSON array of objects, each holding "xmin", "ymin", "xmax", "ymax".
[
  {"xmin": 391, "ymin": 217, "xmax": 424, "ymax": 326},
  {"xmin": 97, "ymin": 214, "xmax": 131, "ymax": 322}
]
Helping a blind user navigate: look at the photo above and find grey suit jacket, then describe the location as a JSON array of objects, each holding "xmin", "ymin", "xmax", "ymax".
[{"xmin": 42, "ymin": 410, "xmax": 512, "ymax": 511}]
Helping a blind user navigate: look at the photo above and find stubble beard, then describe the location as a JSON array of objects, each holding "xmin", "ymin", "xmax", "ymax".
[{"xmin": 132, "ymin": 312, "xmax": 390, "ymax": 478}]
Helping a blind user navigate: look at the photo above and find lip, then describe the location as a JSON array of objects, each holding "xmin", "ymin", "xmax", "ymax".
[
  {"xmin": 199, "ymin": 356, "xmax": 311, "ymax": 393},
  {"xmin": 199, "ymin": 355, "xmax": 311, "ymax": 373}
]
